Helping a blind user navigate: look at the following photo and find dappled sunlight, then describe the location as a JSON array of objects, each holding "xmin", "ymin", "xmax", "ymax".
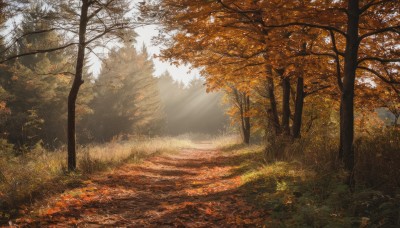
[
  {"xmin": 1, "ymin": 0, "xmax": 399, "ymax": 227},
  {"xmin": 184, "ymin": 167, "xmax": 242, "ymax": 197},
  {"xmin": 158, "ymin": 74, "xmax": 229, "ymax": 136},
  {"xmin": 14, "ymin": 141, "xmax": 268, "ymax": 226},
  {"xmin": 0, "ymin": 138, "xmax": 191, "ymax": 221}
]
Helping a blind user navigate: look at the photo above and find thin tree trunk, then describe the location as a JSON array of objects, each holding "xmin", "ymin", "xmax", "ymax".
[
  {"xmin": 282, "ymin": 76, "xmax": 291, "ymax": 136},
  {"xmin": 339, "ymin": 103, "xmax": 344, "ymax": 160},
  {"xmin": 266, "ymin": 73, "xmax": 280, "ymax": 135},
  {"xmin": 243, "ymin": 95, "xmax": 251, "ymax": 144},
  {"xmin": 68, "ymin": 0, "xmax": 89, "ymax": 171},
  {"xmin": 239, "ymin": 103, "xmax": 247, "ymax": 144},
  {"xmin": 233, "ymin": 88, "xmax": 249, "ymax": 144},
  {"xmin": 292, "ymin": 76, "xmax": 304, "ymax": 138},
  {"xmin": 341, "ymin": 0, "xmax": 360, "ymax": 187},
  {"xmin": 243, "ymin": 124, "xmax": 250, "ymax": 144}
]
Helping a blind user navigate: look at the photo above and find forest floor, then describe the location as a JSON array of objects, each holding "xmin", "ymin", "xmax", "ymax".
[{"xmin": 13, "ymin": 141, "xmax": 268, "ymax": 227}]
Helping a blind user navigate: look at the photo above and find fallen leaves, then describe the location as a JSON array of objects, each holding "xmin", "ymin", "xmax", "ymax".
[
  {"xmin": 45, "ymin": 207, "xmax": 61, "ymax": 215},
  {"xmin": 13, "ymin": 146, "xmax": 268, "ymax": 226},
  {"xmin": 205, "ymin": 207, "xmax": 213, "ymax": 215}
]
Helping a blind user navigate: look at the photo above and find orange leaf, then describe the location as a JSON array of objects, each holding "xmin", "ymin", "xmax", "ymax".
[
  {"xmin": 55, "ymin": 201, "xmax": 67, "ymax": 208},
  {"xmin": 46, "ymin": 207, "xmax": 61, "ymax": 215},
  {"xmin": 235, "ymin": 216, "xmax": 243, "ymax": 224}
]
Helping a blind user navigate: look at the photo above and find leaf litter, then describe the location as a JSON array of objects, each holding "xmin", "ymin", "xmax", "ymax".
[{"xmin": 14, "ymin": 144, "xmax": 268, "ymax": 227}]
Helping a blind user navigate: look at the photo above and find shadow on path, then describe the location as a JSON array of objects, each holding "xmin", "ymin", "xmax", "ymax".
[{"xmin": 16, "ymin": 142, "xmax": 268, "ymax": 227}]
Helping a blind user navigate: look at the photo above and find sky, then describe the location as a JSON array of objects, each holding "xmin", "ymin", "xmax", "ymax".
[
  {"xmin": 135, "ymin": 26, "xmax": 200, "ymax": 84},
  {"xmin": 90, "ymin": 0, "xmax": 200, "ymax": 85},
  {"xmin": 90, "ymin": 25, "xmax": 199, "ymax": 85},
  {"xmin": 5, "ymin": 1, "xmax": 200, "ymax": 85}
]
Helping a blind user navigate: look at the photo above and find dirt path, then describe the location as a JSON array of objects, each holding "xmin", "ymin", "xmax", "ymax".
[{"xmin": 16, "ymin": 142, "xmax": 268, "ymax": 227}]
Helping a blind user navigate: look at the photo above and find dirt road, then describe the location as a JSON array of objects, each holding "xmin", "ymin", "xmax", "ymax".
[{"xmin": 15, "ymin": 142, "xmax": 267, "ymax": 227}]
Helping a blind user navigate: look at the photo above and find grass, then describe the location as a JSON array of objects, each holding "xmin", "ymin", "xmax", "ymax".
[
  {"xmin": 1, "ymin": 132, "xmax": 399, "ymax": 226},
  {"xmin": 210, "ymin": 134, "xmax": 243, "ymax": 149},
  {"xmin": 0, "ymin": 137, "xmax": 191, "ymax": 223},
  {"xmin": 216, "ymin": 131, "xmax": 400, "ymax": 227}
]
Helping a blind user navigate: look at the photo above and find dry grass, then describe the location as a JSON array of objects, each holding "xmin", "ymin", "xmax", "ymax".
[
  {"xmin": 78, "ymin": 137, "xmax": 192, "ymax": 173},
  {"xmin": 216, "ymin": 129, "xmax": 400, "ymax": 227},
  {"xmin": 210, "ymin": 134, "xmax": 242, "ymax": 149},
  {"xmin": 355, "ymin": 129, "xmax": 400, "ymax": 193},
  {"xmin": 0, "ymin": 137, "xmax": 191, "ymax": 221}
]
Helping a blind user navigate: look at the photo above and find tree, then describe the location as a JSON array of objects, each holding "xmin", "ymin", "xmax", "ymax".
[
  {"xmin": 225, "ymin": 87, "xmax": 251, "ymax": 144},
  {"xmin": 89, "ymin": 43, "xmax": 163, "ymax": 141},
  {"xmin": 143, "ymin": 0, "xmax": 400, "ymax": 187},
  {"xmin": 0, "ymin": 86, "xmax": 10, "ymax": 140},
  {"xmin": 0, "ymin": 3, "xmax": 82, "ymax": 148},
  {"xmin": 142, "ymin": 0, "xmax": 336, "ymax": 144},
  {"xmin": 0, "ymin": 0, "xmax": 135, "ymax": 170},
  {"xmin": 62, "ymin": 0, "xmax": 135, "ymax": 171},
  {"xmin": 251, "ymin": 0, "xmax": 399, "ymax": 185}
]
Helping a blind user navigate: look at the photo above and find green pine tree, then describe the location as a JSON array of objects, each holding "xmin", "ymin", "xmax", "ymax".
[
  {"xmin": 89, "ymin": 42, "xmax": 164, "ymax": 141},
  {"xmin": 1, "ymin": 2, "xmax": 93, "ymax": 149}
]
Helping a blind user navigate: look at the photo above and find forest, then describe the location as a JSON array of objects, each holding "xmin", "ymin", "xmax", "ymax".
[{"xmin": 0, "ymin": 0, "xmax": 399, "ymax": 227}]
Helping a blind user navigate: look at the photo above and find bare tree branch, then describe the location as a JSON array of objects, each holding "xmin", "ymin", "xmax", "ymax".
[
  {"xmin": 358, "ymin": 56, "xmax": 400, "ymax": 65},
  {"xmin": 262, "ymin": 22, "xmax": 347, "ymax": 37},
  {"xmin": 360, "ymin": 0, "xmax": 395, "ymax": 13},
  {"xmin": 357, "ymin": 66, "xmax": 400, "ymax": 85},
  {"xmin": 359, "ymin": 25, "xmax": 400, "ymax": 42},
  {"xmin": 0, "ymin": 42, "xmax": 77, "ymax": 64}
]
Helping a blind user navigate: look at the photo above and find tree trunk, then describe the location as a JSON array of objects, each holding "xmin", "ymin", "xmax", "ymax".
[
  {"xmin": 243, "ymin": 123, "xmax": 251, "ymax": 144},
  {"xmin": 68, "ymin": 0, "xmax": 89, "ymax": 171},
  {"xmin": 339, "ymin": 103, "xmax": 344, "ymax": 160},
  {"xmin": 292, "ymin": 76, "xmax": 304, "ymax": 139},
  {"xmin": 239, "ymin": 100, "xmax": 247, "ymax": 144},
  {"xmin": 243, "ymin": 95, "xmax": 251, "ymax": 144},
  {"xmin": 266, "ymin": 72, "xmax": 280, "ymax": 135},
  {"xmin": 340, "ymin": 0, "xmax": 360, "ymax": 187},
  {"xmin": 233, "ymin": 88, "xmax": 250, "ymax": 144},
  {"xmin": 282, "ymin": 76, "xmax": 291, "ymax": 136}
]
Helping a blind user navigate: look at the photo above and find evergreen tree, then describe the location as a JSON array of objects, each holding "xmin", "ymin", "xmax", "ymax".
[
  {"xmin": 89, "ymin": 43, "xmax": 163, "ymax": 141},
  {"xmin": 0, "ymin": 85, "xmax": 10, "ymax": 140},
  {"xmin": 0, "ymin": 2, "xmax": 93, "ymax": 149}
]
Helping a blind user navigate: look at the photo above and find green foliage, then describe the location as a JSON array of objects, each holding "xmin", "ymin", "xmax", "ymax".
[
  {"xmin": 86, "ymin": 43, "xmax": 163, "ymax": 141},
  {"xmin": 0, "ymin": 3, "xmax": 94, "ymax": 149},
  {"xmin": 352, "ymin": 190, "xmax": 400, "ymax": 227}
]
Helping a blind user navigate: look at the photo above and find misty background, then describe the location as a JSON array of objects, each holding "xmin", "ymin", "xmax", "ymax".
[{"xmin": 0, "ymin": 4, "xmax": 229, "ymax": 149}]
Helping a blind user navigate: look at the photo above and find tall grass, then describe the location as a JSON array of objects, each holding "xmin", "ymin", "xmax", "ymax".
[
  {"xmin": 0, "ymin": 137, "xmax": 191, "ymax": 221},
  {"xmin": 216, "ymin": 127, "xmax": 400, "ymax": 227},
  {"xmin": 354, "ymin": 129, "xmax": 400, "ymax": 193},
  {"xmin": 211, "ymin": 134, "xmax": 242, "ymax": 148}
]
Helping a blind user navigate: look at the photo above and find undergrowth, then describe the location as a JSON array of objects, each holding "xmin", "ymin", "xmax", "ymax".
[
  {"xmin": 218, "ymin": 129, "xmax": 400, "ymax": 227},
  {"xmin": 0, "ymin": 137, "xmax": 191, "ymax": 223}
]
